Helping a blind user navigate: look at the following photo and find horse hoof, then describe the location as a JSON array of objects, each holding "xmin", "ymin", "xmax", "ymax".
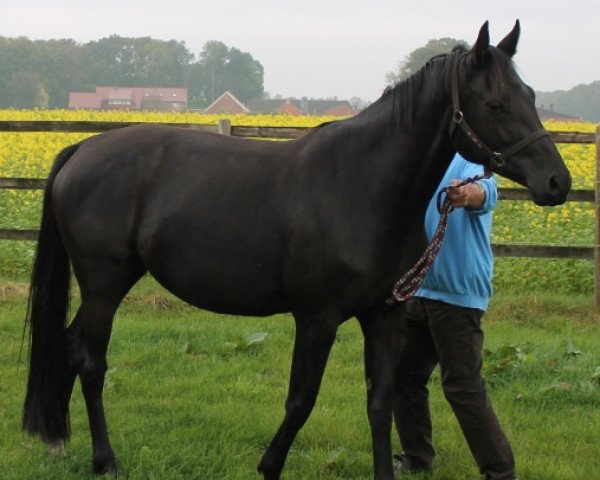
[
  {"xmin": 48, "ymin": 441, "xmax": 67, "ymax": 457},
  {"xmin": 93, "ymin": 464, "xmax": 117, "ymax": 476},
  {"xmin": 93, "ymin": 457, "xmax": 118, "ymax": 476},
  {"xmin": 257, "ymin": 463, "xmax": 280, "ymax": 480}
]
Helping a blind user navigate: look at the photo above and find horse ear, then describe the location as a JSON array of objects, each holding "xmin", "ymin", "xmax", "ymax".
[
  {"xmin": 468, "ymin": 21, "xmax": 490, "ymax": 66},
  {"xmin": 497, "ymin": 20, "xmax": 520, "ymax": 58}
]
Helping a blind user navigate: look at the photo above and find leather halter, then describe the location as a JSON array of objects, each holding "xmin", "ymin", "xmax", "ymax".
[{"xmin": 448, "ymin": 52, "xmax": 549, "ymax": 171}]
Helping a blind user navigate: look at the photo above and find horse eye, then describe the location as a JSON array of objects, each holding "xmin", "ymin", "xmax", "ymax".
[{"xmin": 487, "ymin": 101, "xmax": 504, "ymax": 112}]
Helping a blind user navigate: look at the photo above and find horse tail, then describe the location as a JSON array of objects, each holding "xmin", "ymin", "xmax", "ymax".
[{"xmin": 22, "ymin": 142, "xmax": 80, "ymax": 443}]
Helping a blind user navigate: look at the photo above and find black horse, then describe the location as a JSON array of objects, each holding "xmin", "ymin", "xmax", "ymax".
[{"xmin": 23, "ymin": 21, "xmax": 570, "ymax": 479}]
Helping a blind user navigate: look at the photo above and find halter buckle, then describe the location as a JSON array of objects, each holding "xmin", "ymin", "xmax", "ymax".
[
  {"xmin": 489, "ymin": 151, "xmax": 504, "ymax": 168},
  {"xmin": 453, "ymin": 110, "xmax": 464, "ymax": 124}
]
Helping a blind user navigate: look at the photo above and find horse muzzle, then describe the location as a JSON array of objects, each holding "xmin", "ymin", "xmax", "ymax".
[{"xmin": 527, "ymin": 169, "xmax": 572, "ymax": 206}]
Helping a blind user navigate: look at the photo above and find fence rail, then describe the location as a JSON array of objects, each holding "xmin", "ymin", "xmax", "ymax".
[
  {"xmin": 1, "ymin": 120, "xmax": 599, "ymax": 302},
  {"xmin": 0, "ymin": 179, "xmax": 595, "ymax": 253}
]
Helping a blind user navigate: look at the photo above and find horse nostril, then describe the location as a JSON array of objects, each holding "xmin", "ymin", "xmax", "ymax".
[{"xmin": 548, "ymin": 173, "xmax": 571, "ymax": 200}]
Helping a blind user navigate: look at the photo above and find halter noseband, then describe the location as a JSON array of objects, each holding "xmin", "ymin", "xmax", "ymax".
[{"xmin": 448, "ymin": 52, "xmax": 549, "ymax": 171}]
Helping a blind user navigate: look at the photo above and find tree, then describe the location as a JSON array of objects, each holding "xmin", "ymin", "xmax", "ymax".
[
  {"xmin": 5, "ymin": 71, "xmax": 41, "ymax": 108},
  {"xmin": 386, "ymin": 37, "xmax": 470, "ymax": 84},
  {"xmin": 223, "ymin": 47, "xmax": 264, "ymax": 103},
  {"xmin": 36, "ymin": 39, "xmax": 89, "ymax": 108},
  {"xmin": 82, "ymin": 36, "xmax": 193, "ymax": 88},
  {"xmin": 187, "ymin": 40, "xmax": 264, "ymax": 108},
  {"xmin": 0, "ymin": 37, "xmax": 41, "ymax": 107},
  {"xmin": 145, "ymin": 39, "xmax": 194, "ymax": 87},
  {"xmin": 197, "ymin": 40, "xmax": 230, "ymax": 104}
]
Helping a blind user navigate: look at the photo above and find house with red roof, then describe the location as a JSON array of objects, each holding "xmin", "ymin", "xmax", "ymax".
[
  {"xmin": 275, "ymin": 100, "xmax": 304, "ymax": 116},
  {"xmin": 68, "ymin": 87, "xmax": 187, "ymax": 111},
  {"xmin": 203, "ymin": 91, "xmax": 249, "ymax": 114},
  {"xmin": 204, "ymin": 91, "xmax": 359, "ymax": 116},
  {"xmin": 247, "ymin": 96, "xmax": 359, "ymax": 116},
  {"xmin": 69, "ymin": 86, "xmax": 362, "ymax": 117}
]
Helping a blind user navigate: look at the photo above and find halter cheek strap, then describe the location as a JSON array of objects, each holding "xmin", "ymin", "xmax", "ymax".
[{"xmin": 448, "ymin": 52, "xmax": 549, "ymax": 170}]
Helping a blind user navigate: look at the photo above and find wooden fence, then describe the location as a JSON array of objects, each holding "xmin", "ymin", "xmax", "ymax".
[{"xmin": 1, "ymin": 120, "xmax": 599, "ymax": 304}]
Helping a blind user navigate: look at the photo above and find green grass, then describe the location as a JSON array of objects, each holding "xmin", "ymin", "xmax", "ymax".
[{"xmin": 1, "ymin": 279, "xmax": 599, "ymax": 479}]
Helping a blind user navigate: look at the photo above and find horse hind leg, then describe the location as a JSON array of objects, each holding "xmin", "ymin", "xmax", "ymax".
[
  {"xmin": 76, "ymin": 297, "xmax": 120, "ymax": 475},
  {"xmin": 39, "ymin": 309, "xmax": 88, "ymax": 458},
  {"xmin": 70, "ymin": 261, "xmax": 145, "ymax": 475}
]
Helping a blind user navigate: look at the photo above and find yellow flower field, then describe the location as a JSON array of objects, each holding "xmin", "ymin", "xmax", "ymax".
[{"xmin": 0, "ymin": 109, "xmax": 597, "ymax": 292}]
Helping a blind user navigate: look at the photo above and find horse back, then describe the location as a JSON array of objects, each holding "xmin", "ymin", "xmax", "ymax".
[
  {"xmin": 51, "ymin": 123, "xmax": 406, "ymax": 316},
  {"xmin": 51, "ymin": 124, "xmax": 314, "ymax": 314}
]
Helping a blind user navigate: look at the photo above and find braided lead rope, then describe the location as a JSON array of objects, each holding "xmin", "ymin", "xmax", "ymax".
[{"xmin": 386, "ymin": 172, "xmax": 491, "ymax": 304}]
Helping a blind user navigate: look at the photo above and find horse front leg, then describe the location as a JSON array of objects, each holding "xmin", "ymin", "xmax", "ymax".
[
  {"xmin": 257, "ymin": 313, "xmax": 339, "ymax": 480},
  {"xmin": 358, "ymin": 304, "xmax": 405, "ymax": 480}
]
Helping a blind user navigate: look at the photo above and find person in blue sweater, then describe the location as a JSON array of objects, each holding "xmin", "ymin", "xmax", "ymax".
[{"xmin": 393, "ymin": 153, "xmax": 517, "ymax": 480}]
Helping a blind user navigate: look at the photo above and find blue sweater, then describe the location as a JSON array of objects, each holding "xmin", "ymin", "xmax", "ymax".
[{"xmin": 416, "ymin": 154, "xmax": 498, "ymax": 311}]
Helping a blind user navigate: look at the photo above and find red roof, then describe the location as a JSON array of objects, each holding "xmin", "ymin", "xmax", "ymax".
[
  {"xmin": 276, "ymin": 100, "xmax": 303, "ymax": 116},
  {"xmin": 204, "ymin": 91, "xmax": 249, "ymax": 114},
  {"xmin": 69, "ymin": 87, "xmax": 187, "ymax": 110},
  {"xmin": 324, "ymin": 105, "xmax": 359, "ymax": 116}
]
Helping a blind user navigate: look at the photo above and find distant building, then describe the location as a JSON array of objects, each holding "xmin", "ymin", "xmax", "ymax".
[
  {"xmin": 275, "ymin": 99, "xmax": 304, "ymax": 116},
  {"xmin": 247, "ymin": 96, "xmax": 359, "ymax": 116},
  {"xmin": 203, "ymin": 91, "xmax": 360, "ymax": 116},
  {"xmin": 323, "ymin": 104, "xmax": 361, "ymax": 116},
  {"xmin": 68, "ymin": 87, "xmax": 187, "ymax": 111},
  {"xmin": 536, "ymin": 105, "xmax": 583, "ymax": 122},
  {"xmin": 204, "ymin": 91, "xmax": 250, "ymax": 114},
  {"xmin": 69, "ymin": 87, "xmax": 361, "ymax": 117}
]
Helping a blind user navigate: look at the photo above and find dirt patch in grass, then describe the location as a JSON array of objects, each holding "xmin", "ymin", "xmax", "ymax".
[{"xmin": 0, "ymin": 281, "xmax": 29, "ymax": 300}]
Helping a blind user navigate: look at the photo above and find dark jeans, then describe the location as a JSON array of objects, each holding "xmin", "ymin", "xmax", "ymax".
[{"xmin": 393, "ymin": 297, "xmax": 515, "ymax": 480}]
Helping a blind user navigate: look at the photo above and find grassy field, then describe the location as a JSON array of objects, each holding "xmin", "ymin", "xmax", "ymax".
[{"xmin": 1, "ymin": 278, "xmax": 599, "ymax": 479}]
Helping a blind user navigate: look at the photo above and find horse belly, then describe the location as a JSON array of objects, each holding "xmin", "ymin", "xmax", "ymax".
[{"xmin": 140, "ymin": 224, "xmax": 289, "ymax": 317}]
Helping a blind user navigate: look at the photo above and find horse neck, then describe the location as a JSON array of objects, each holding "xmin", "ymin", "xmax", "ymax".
[{"xmin": 330, "ymin": 82, "xmax": 457, "ymax": 222}]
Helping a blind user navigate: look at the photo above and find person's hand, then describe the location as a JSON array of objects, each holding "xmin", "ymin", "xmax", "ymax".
[{"xmin": 446, "ymin": 180, "xmax": 485, "ymax": 209}]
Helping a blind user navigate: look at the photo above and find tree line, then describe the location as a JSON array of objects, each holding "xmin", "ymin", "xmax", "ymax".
[
  {"xmin": 3, "ymin": 34, "xmax": 598, "ymax": 121},
  {"xmin": 535, "ymin": 84, "xmax": 600, "ymax": 123},
  {"xmin": 0, "ymin": 36, "xmax": 264, "ymax": 109}
]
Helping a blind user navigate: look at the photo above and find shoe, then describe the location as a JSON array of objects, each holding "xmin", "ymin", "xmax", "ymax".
[{"xmin": 393, "ymin": 452, "xmax": 432, "ymax": 473}]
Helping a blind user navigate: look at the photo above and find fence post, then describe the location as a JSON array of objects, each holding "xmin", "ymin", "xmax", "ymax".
[
  {"xmin": 595, "ymin": 125, "xmax": 600, "ymax": 309},
  {"xmin": 218, "ymin": 119, "xmax": 232, "ymax": 135}
]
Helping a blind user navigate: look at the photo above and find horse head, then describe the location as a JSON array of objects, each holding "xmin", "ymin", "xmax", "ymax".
[{"xmin": 450, "ymin": 20, "xmax": 571, "ymax": 206}]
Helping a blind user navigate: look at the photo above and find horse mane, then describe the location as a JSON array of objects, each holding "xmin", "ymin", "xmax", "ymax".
[
  {"xmin": 310, "ymin": 44, "xmax": 515, "ymax": 136},
  {"xmin": 347, "ymin": 47, "xmax": 459, "ymax": 131},
  {"xmin": 356, "ymin": 44, "xmax": 515, "ymax": 130}
]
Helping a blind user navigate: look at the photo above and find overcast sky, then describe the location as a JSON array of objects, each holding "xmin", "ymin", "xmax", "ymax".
[{"xmin": 3, "ymin": 1, "xmax": 599, "ymax": 101}]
